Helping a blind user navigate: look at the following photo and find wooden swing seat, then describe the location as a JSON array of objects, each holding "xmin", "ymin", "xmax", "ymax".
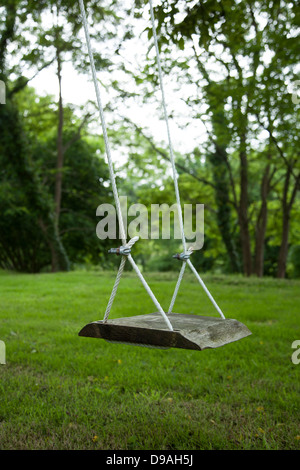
[{"xmin": 79, "ymin": 312, "xmax": 251, "ymax": 350}]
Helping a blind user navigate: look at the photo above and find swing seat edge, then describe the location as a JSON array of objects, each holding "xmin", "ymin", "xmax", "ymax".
[{"xmin": 78, "ymin": 313, "xmax": 252, "ymax": 351}]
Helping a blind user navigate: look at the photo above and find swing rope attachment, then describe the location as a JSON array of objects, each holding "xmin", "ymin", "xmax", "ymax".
[
  {"xmin": 79, "ymin": 0, "xmax": 225, "ymax": 329},
  {"xmin": 77, "ymin": 0, "xmax": 253, "ymax": 351},
  {"xmin": 78, "ymin": 0, "xmax": 173, "ymax": 332},
  {"xmin": 108, "ymin": 236, "xmax": 139, "ymax": 256},
  {"xmin": 173, "ymin": 247, "xmax": 193, "ymax": 261},
  {"xmin": 149, "ymin": 0, "xmax": 226, "ymax": 320}
]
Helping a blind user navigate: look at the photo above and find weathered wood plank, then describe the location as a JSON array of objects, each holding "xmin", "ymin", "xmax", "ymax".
[{"xmin": 79, "ymin": 313, "xmax": 252, "ymax": 351}]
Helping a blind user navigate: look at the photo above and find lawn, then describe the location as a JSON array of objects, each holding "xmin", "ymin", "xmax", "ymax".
[{"xmin": 0, "ymin": 269, "xmax": 299, "ymax": 450}]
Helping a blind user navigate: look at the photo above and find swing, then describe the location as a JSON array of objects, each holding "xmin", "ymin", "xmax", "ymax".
[{"xmin": 77, "ymin": 0, "xmax": 251, "ymax": 351}]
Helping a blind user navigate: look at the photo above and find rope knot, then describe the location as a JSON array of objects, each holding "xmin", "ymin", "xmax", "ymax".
[
  {"xmin": 173, "ymin": 246, "xmax": 193, "ymax": 261},
  {"xmin": 108, "ymin": 236, "xmax": 139, "ymax": 256}
]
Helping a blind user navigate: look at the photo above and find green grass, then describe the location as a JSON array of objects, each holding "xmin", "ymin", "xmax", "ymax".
[{"xmin": 0, "ymin": 269, "xmax": 299, "ymax": 450}]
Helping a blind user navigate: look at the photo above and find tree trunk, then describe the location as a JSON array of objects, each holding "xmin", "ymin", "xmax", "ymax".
[
  {"xmin": 0, "ymin": 3, "xmax": 17, "ymax": 74},
  {"xmin": 54, "ymin": 46, "xmax": 64, "ymax": 229},
  {"xmin": 254, "ymin": 164, "xmax": 270, "ymax": 277},
  {"xmin": 277, "ymin": 214, "xmax": 290, "ymax": 279},
  {"xmin": 238, "ymin": 136, "xmax": 252, "ymax": 276},
  {"xmin": 0, "ymin": 98, "xmax": 70, "ymax": 273},
  {"xmin": 277, "ymin": 168, "xmax": 299, "ymax": 278},
  {"xmin": 38, "ymin": 218, "xmax": 70, "ymax": 273},
  {"xmin": 210, "ymin": 146, "xmax": 241, "ymax": 273}
]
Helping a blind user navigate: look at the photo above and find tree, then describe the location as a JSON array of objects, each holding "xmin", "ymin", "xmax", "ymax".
[
  {"xmin": 0, "ymin": 86, "xmax": 114, "ymax": 272},
  {"xmin": 0, "ymin": 0, "xmax": 70, "ymax": 271},
  {"xmin": 0, "ymin": 0, "xmax": 124, "ymax": 271},
  {"xmin": 131, "ymin": 0, "xmax": 300, "ymax": 276},
  {"xmin": 0, "ymin": 97, "xmax": 70, "ymax": 272}
]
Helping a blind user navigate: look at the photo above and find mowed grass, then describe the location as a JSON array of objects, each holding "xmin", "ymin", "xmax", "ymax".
[{"xmin": 0, "ymin": 269, "xmax": 299, "ymax": 450}]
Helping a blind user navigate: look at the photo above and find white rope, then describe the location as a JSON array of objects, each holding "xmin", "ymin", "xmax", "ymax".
[
  {"xmin": 149, "ymin": 0, "xmax": 186, "ymax": 253},
  {"xmin": 149, "ymin": 0, "xmax": 226, "ymax": 320},
  {"xmin": 103, "ymin": 236, "xmax": 139, "ymax": 322},
  {"xmin": 79, "ymin": 0, "xmax": 174, "ymax": 330},
  {"xmin": 103, "ymin": 256, "xmax": 127, "ymax": 322},
  {"xmin": 128, "ymin": 254, "xmax": 173, "ymax": 330},
  {"xmin": 125, "ymin": 236, "xmax": 139, "ymax": 250},
  {"xmin": 167, "ymin": 261, "xmax": 186, "ymax": 314},
  {"xmin": 187, "ymin": 259, "xmax": 225, "ymax": 319},
  {"xmin": 78, "ymin": 0, "xmax": 126, "ymax": 244},
  {"xmin": 79, "ymin": 0, "xmax": 225, "ymax": 326}
]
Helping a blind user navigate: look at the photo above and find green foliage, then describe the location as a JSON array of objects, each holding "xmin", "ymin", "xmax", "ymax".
[
  {"xmin": 58, "ymin": 135, "xmax": 113, "ymax": 265},
  {"xmin": 0, "ymin": 85, "xmax": 115, "ymax": 271},
  {"xmin": 0, "ymin": 96, "xmax": 63, "ymax": 272},
  {"xmin": 0, "ymin": 0, "xmax": 126, "ymax": 272},
  {"xmin": 0, "ymin": 0, "xmax": 299, "ymax": 277},
  {"xmin": 131, "ymin": 0, "xmax": 300, "ymax": 277}
]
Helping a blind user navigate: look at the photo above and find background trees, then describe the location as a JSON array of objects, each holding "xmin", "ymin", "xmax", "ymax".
[
  {"xmin": 127, "ymin": 0, "xmax": 300, "ymax": 277},
  {"xmin": 0, "ymin": 0, "xmax": 120, "ymax": 272},
  {"xmin": 0, "ymin": 0, "xmax": 299, "ymax": 277}
]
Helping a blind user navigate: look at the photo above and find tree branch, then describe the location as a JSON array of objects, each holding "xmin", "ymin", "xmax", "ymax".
[
  {"xmin": 191, "ymin": 42, "xmax": 239, "ymax": 210},
  {"xmin": 0, "ymin": 3, "xmax": 17, "ymax": 73},
  {"xmin": 255, "ymin": 112, "xmax": 299, "ymax": 181},
  {"xmin": 9, "ymin": 57, "xmax": 56, "ymax": 96},
  {"xmin": 122, "ymin": 115, "xmax": 217, "ymax": 190},
  {"xmin": 62, "ymin": 112, "xmax": 91, "ymax": 154},
  {"xmin": 288, "ymin": 173, "xmax": 300, "ymax": 212}
]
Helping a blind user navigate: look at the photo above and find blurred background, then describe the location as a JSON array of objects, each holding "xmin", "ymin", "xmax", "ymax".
[{"xmin": 0, "ymin": 0, "xmax": 299, "ymax": 278}]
